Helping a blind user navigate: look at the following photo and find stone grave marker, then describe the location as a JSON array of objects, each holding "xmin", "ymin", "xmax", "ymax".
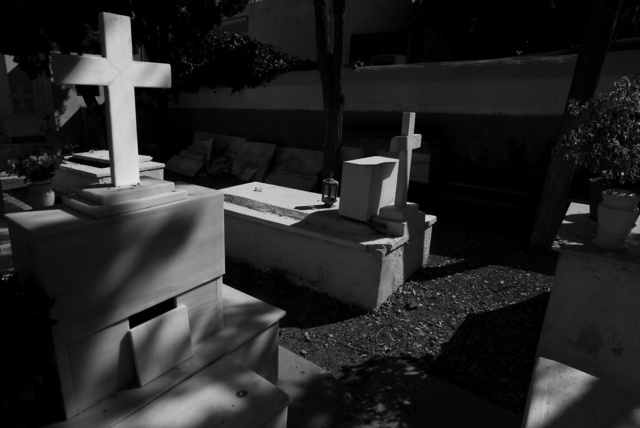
[
  {"xmin": 51, "ymin": 13, "xmax": 188, "ymax": 218},
  {"xmin": 338, "ymin": 156, "xmax": 398, "ymax": 222},
  {"xmin": 374, "ymin": 112, "xmax": 425, "ymax": 236},
  {"xmin": 389, "ymin": 112, "xmax": 421, "ymax": 209}
]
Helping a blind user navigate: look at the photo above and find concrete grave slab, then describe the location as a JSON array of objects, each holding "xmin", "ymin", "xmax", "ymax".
[
  {"xmin": 224, "ymin": 182, "xmax": 436, "ymax": 309},
  {"xmin": 522, "ymin": 357, "xmax": 640, "ymax": 428},
  {"xmin": 115, "ymin": 355, "xmax": 289, "ymax": 428},
  {"xmin": 535, "ymin": 240, "xmax": 640, "ymax": 396}
]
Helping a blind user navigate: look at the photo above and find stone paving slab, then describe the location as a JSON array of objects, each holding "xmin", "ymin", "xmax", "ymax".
[{"xmin": 279, "ymin": 346, "xmax": 521, "ymax": 428}]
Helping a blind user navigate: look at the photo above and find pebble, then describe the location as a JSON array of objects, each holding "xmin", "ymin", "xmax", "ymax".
[{"xmin": 406, "ymin": 300, "xmax": 420, "ymax": 310}]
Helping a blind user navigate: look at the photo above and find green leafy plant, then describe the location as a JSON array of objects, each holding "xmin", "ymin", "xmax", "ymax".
[
  {"xmin": 6, "ymin": 149, "xmax": 64, "ymax": 183},
  {"xmin": 557, "ymin": 75, "xmax": 640, "ymax": 187}
]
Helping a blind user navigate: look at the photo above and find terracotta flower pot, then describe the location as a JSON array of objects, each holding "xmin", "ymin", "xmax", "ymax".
[
  {"xmin": 592, "ymin": 189, "xmax": 640, "ymax": 251},
  {"xmin": 27, "ymin": 179, "xmax": 55, "ymax": 209}
]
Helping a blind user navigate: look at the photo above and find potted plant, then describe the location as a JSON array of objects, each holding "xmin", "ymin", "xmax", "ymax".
[
  {"xmin": 556, "ymin": 74, "xmax": 640, "ymax": 250},
  {"xmin": 6, "ymin": 149, "xmax": 64, "ymax": 209}
]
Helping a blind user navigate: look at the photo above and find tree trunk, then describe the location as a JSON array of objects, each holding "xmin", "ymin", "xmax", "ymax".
[
  {"xmin": 528, "ymin": 0, "xmax": 624, "ymax": 250},
  {"xmin": 313, "ymin": 0, "xmax": 346, "ymax": 182}
]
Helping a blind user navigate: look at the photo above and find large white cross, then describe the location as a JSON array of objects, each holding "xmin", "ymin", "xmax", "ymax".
[
  {"xmin": 51, "ymin": 12, "xmax": 171, "ymax": 187},
  {"xmin": 390, "ymin": 112, "xmax": 421, "ymax": 208}
]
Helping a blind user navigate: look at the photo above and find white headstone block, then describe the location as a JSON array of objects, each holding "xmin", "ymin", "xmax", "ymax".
[{"xmin": 339, "ymin": 156, "xmax": 398, "ymax": 222}]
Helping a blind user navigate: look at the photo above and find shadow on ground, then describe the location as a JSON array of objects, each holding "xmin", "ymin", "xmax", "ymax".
[
  {"xmin": 417, "ymin": 205, "xmax": 559, "ymax": 279},
  {"xmin": 430, "ymin": 292, "xmax": 550, "ymax": 414},
  {"xmin": 279, "ymin": 346, "xmax": 354, "ymax": 428},
  {"xmin": 336, "ymin": 353, "xmax": 521, "ymax": 428},
  {"xmin": 224, "ymin": 259, "xmax": 367, "ymax": 329}
]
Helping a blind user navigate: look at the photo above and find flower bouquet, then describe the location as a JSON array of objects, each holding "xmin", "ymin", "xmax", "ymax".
[{"xmin": 7, "ymin": 149, "xmax": 64, "ymax": 183}]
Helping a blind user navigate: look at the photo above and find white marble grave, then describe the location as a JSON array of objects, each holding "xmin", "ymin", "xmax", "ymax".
[{"xmin": 7, "ymin": 12, "xmax": 288, "ymax": 428}]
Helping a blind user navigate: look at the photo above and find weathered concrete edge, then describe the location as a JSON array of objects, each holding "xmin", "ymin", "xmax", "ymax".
[
  {"xmin": 224, "ymin": 193, "xmax": 310, "ymax": 221},
  {"xmin": 224, "ymin": 202, "xmax": 435, "ymax": 254}
]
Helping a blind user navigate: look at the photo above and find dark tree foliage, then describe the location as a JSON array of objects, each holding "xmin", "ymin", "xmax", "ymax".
[
  {"xmin": 176, "ymin": 31, "xmax": 312, "ymax": 94},
  {"xmin": 412, "ymin": 0, "xmax": 639, "ymax": 60},
  {"xmin": 0, "ymin": 0, "xmax": 305, "ymax": 93}
]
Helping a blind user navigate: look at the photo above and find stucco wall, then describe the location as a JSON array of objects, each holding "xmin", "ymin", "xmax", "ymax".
[
  {"xmin": 175, "ymin": 50, "xmax": 637, "ymax": 114},
  {"xmin": 169, "ymin": 49, "xmax": 639, "ymax": 190},
  {"xmin": 234, "ymin": 0, "xmax": 413, "ymax": 60}
]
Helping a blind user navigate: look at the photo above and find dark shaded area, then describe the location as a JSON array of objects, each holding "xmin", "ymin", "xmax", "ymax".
[
  {"xmin": 223, "ymin": 260, "xmax": 367, "ymax": 330},
  {"xmin": 409, "ymin": 0, "xmax": 639, "ymax": 62},
  {"xmin": 430, "ymin": 293, "xmax": 551, "ymax": 413},
  {"xmin": 129, "ymin": 297, "xmax": 177, "ymax": 329},
  {"xmin": 167, "ymin": 108, "xmax": 563, "ymax": 199}
]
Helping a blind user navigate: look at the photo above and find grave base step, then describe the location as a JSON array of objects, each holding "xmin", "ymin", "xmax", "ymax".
[
  {"xmin": 45, "ymin": 284, "xmax": 288, "ymax": 427},
  {"xmin": 115, "ymin": 355, "xmax": 289, "ymax": 428}
]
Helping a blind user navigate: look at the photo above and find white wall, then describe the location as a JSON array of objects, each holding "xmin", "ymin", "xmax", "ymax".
[{"xmin": 175, "ymin": 49, "xmax": 640, "ymax": 116}]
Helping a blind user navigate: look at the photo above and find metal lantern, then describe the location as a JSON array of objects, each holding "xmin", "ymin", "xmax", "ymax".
[{"xmin": 321, "ymin": 173, "xmax": 339, "ymax": 207}]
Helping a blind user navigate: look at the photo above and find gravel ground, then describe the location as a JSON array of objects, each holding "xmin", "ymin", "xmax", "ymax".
[{"xmin": 222, "ymin": 198, "xmax": 559, "ymax": 418}]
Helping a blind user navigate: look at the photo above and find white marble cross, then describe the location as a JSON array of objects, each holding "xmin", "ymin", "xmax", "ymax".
[
  {"xmin": 390, "ymin": 112, "xmax": 421, "ymax": 208},
  {"xmin": 51, "ymin": 12, "xmax": 171, "ymax": 187}
]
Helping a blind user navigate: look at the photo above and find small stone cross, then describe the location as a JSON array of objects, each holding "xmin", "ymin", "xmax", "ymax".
[
  {"xmin": 390, "ymin": 112, "xmax": 421, "ymax": 208},
  {"xmin": 51, "ymin": 12, "xmax": 171, "ymax": 187}
]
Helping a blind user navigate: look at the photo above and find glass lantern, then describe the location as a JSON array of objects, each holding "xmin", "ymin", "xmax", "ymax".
[{"xmin": 321, "ymin": 173, "xmax": 339, "ymax": 207}]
